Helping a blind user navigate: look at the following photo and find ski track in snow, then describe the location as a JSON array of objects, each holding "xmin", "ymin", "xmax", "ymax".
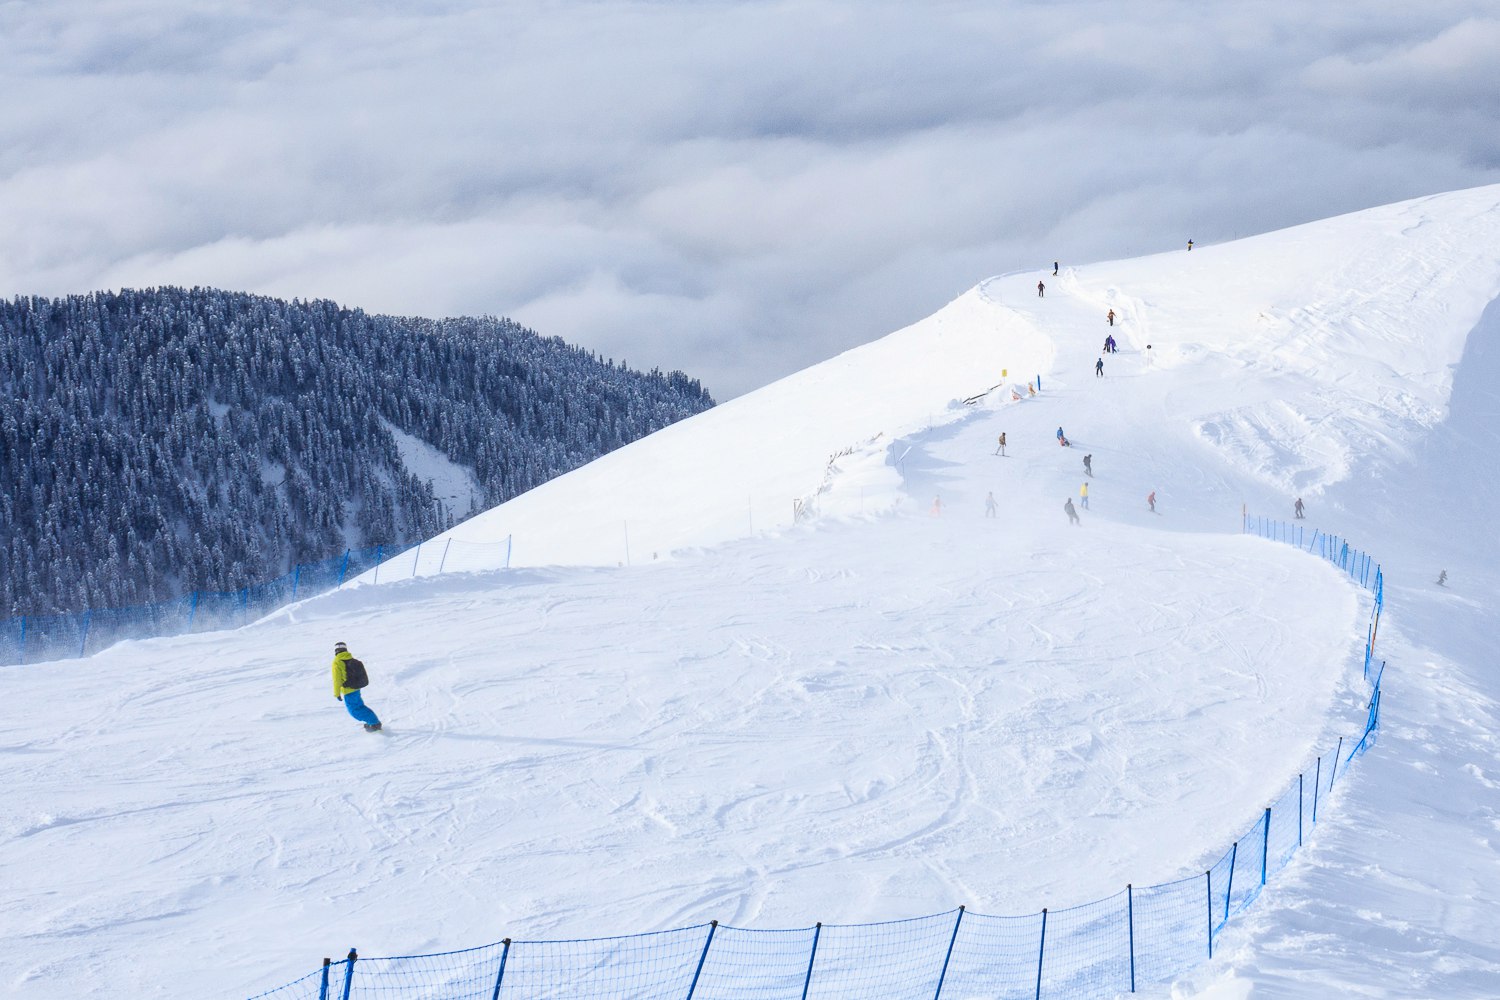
[{"xmin": 3, "ymin": 185, "xmax": 1500, "ymax": 998}]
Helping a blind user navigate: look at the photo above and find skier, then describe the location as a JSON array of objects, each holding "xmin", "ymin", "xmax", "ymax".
[
  {"xmin": 1436, "ymin": 570, "xmax": 1447, "ymax": 587},
  {"xmin": 1053, "ymin": 261, "xmax": 1059, "ymax": 275},
  {"xmin": 1079, "ymin": 482, "xmax": 1089, "ymax": 510},
  {"xmin": 985, "ymin": 492, "xmax": 998, "ymax": 518},
  {"xmin": 1095, "ymin": 357, "xmax": 1104, "ymax": 378},
  {"xmin": 1107, "ymin": 308, "xmax": 1115, "ymax": 327},
  {"xmin": 1294, "ymin": 497, "xmax": 1305, "ymax": 519},
  {"xmin": 930, "ymin": 495, "xmax": 943, "ymax": 517},
  {"xmin": 995, "ymin": 431, "xmax": 1007, "ymax": 456},
  {"xmin": 1187, "ymin": 239, "xmax": 1194, "ymax": 251},
  {"xmin": 332, "ymin": 642, "xmax": 382, "ymax": 732},
  {"xmin": 1037, "ymin": 280, "xmax": 1045, "ymax": 298},
  {"xmin": 1083, "ymin": 453, "xmax": 1092, "ymax": 477},
  {"xmin": 1064, "ymin": 497, "xmax": 1080, "ymax": 525},
  {"xmin": 1147, "ymin": 490, "xmax": 1156, "ymax": 512},
  {"xmin": 1106, "ymin": 334, "xmax": 1117, "ymax": 353}
]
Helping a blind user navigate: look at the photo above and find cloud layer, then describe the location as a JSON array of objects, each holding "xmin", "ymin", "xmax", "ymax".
[{"xmin": 3, "ymin": 1, "xmax": 1497, "ymax": 397}]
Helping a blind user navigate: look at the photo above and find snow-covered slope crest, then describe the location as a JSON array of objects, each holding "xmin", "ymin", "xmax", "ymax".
[{"xmin": 357, "ymin": 184, "xmax": 1500, "ymax": 581}]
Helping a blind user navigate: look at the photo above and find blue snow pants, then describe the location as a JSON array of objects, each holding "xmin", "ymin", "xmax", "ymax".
[{"xmin": 343, "ymin": 689, "xmax": 381, "ymax": 726}]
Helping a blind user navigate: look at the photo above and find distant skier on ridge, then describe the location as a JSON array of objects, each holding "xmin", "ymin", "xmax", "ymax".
[
  {"xmin": 1294, "ymin": 497, "xmax": 1305, "ymax": 519},
  {"xmin": 332, "ymin": 642, "xmax": 383, "ymax": 732}
]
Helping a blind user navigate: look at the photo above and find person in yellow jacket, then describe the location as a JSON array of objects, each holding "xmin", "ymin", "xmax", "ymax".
[
  {"xmin": 332, "ymin": 642, "xmax": 382, "ymax": 732},
  {"xmin": 1080, "ymin": 482, "xmax": 1089, "ymax": 510}
]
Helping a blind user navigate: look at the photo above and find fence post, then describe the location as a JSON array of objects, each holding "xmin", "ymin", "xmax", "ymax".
[
  {"xmin": 439, "ymin": 538, "xmax": 452, "ymax": 574},
  {"xmin": 373, "ymin": 545, "xmax": 384, "ymax": 585},
  {"xmin": 1035, "ymin": 909, "xmax": 1047, "ymax": 1000},
  {"xmin": 490, "ymin": 938, "xmax": 511, "ymax": 1000},
  {"xmin": 1329, "ymin": 736, "xmax": 1343, "ymax": 788},
  {"xmin": 1127, "ymin": 886, "xmax": 1136, "ymax": 993},
  {"xmin": 187, "ymin": 593, "xmax": 198, "ymax": 629},
  {"xmin": 292, "ymin": 564, "xmax": 303, "ymax": 598},
  {"xmin": 341, "ymin": 948, "xmax": 357, "ymax": 1000},
  {"xmin": 240, "ymin": 587, "xmax": 250, "ymax": 619},
  {"xmin": 337, "ymin": 550, "xmax": 351, "ymax": 586},
  {"xmin": 685, "ymin": 921, "xmax": 717, "ymax": 1000},
  {"xmin": 1312, "ymin": 757, "xmax": 1322, "ymax": 823},
  {"xmin": 1223, "ymin": 842, "xmax": 1237, "ymax": 922},
  {"xmin": 505, "ymin": 533, "xmax": 513, "ymax": 569},
  {"xmin": 1298, "ymin": 773, "xmax": 1304, "ymax": 846},
  {"xmin": 79, "ymin": 610, "xmax": 92, "ymax": 658},
  {"xmin": 1205, "ymin": 871, "xmax": 1213, "ymax": 957},
  {"xmin": 801, "ymin": 923, "xmax": 821, "ymax": 1000},
  {"xmin": 933, "ymin": 906, "xmax": 964, "ymax": 1000},
  {"xmin": 1261, "ymin": 807, "xmax": 1270, "ymax": 885},
  {"xmin": 318, "ymin": 957, "xmax": 331, "ymax": 1000},
  {"xmin": 18, "ymin": 615, "xmax": 25, "ymax": 665},
  {"xmin": 412, "ymin": 542, "xmax": 421, "ymax": 579}
]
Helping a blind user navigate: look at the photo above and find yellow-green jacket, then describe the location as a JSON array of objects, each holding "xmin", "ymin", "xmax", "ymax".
[{"xmin": 332, "ymin": 651, "xmax": 359, "ymax": 698}]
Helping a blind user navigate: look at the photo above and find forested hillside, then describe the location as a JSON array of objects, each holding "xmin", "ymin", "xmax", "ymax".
[{"xmin": 0, "ymin": 288, "xmax": 713, "ymax": 615}]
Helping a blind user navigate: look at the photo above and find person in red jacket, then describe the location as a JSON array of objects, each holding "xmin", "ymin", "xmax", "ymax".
[{"xmin": 332, "ymin": 641, "xmax": 382, "ymax": 732}]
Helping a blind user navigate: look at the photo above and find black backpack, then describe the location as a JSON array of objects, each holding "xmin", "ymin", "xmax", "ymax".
[{"xmin": 343, "ymin": 657, "xmax": 369, "ymax": 690}]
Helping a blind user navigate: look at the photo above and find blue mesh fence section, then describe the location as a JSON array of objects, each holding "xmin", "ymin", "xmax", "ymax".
[
  {"xmin": 1130, "ymin": 875, "xmax": 1204, "ymax": 984},
  {"xmin": 1226, "ymin": 811, "xmax": 1268, "ymax": 918},
  {"xmin": 293, "ymin": 552, "xmax": 354, "ymax": 595},
  {"xmin": 694, "ymin": 925, "xmax": 819, "ymax": 1000},
  {"xmin": 193, "ymin": 588, "xmax": 254, "ymax": 631},
  {"xmin": 346, "ymin": 940, "xmax": 507, "ymax": 999},
  {"xmin": 0, "ymin": 616, "xmax": 22, "ymax": 664},
  {"xmin": 344, "ymin": 545, "xmax": 388, "ymax": 582},
  {"xmin": 1266, "ymin": 778, "xmax": 1303, "ymax": 879},
  {"xmin": 940, "ymin": 909, "xmax": 1043, "ymax": 998},
  {"xmin": 1206, "ymin": 843, "xmax": 1235, "ymax": 940},
  {"xmin": 82, "ymin": 595, "xmax": 197, "ymax": 654},
  {"xmin": 497, "ymin": 926, "xmax": 706, "ymax": 1000},
  {"xmin": 247, "ymin": 572, "xmax": 297, "ymax": 617},
  {"xmin": 1037, "ymin": 891, "xmax": 1131, "ymax": 998},
  {"xmin": 805, "ymin": 911, "xmax": 955, "ymax": 1000},
  {"xmin": 243, "ymin": 965, "xmax": 329, "ymax": 1000},
  {"xmin": 16, "ymin": 612, "xmax": 88, "ymax": 663}
]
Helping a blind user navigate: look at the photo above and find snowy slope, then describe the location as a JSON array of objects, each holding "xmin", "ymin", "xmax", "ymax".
[{"xmin": 3, "ymin": 185, "xmax": 1499, "ymax": 999}]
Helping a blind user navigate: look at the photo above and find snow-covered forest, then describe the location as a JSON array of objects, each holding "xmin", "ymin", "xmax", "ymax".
[{"xmin": 0, "ymin": 288, "xmax": 713, "ymax": 615}]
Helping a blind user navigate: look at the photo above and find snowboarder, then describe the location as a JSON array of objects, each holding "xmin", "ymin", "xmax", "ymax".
[
  {"xmin": 1083, "ymin": 454, "xmax": 1092, "ymax": 477},
  {"xmin": 332, "ymin": 642, "xmax": 382, "ymax": 732},
  {"xmin": 1147, "ymin": 490, "xmax": 1156, "ymax": 513},
  {"xmin": 1064, "ymin": 497, "xmax": 1080, "ymax": 525},
  {"xmin": 1037, "ymin": 280, "xmax": 1045, "ymax": 298},
  {"xmin": 1294, "ymin": 497, "xmax": 1305, "ymax": 519},
  {"xmin": 930, "ymin": 495, "xmax": 943, "ymax": 517},
  {"xmin": 1106, "ymin": 334, "xmax": 1117, "ymax": 353},
  {"xmin": 1053, "ymin": 261, "xmax": 1059, "ymax": 275},
  {"xmin": 1095, "ymin": 357, "xmax": 1105, "ymax": 378},
  {"xmin": 1187, "ymin": 239, "xmax": 1194, "ymax": 251},
  {"xmin": 995, "ymin": 431, "xmax": 1007, "ymax": 456},
  {"xmin": 985, "ymin": 492, "xmax": 998, "ymax": 518},
  {"xmin": 1079, "ymin": 482, "xmax": 1089, "ymax": 509},
  {"xmin": 1107, "ymin": 309, "xmax": 1115, "ymax": 327},
  {"xmin": 1436, "ymin": 570, "xmax": 1447, "ymax": 587},
  {"xmin": 1056, "ymin": 425, "xmax": 1069, "ymax": 447}
]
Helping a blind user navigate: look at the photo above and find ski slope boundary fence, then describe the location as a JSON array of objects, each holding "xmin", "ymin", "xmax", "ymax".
[
  {"xmin": 243, "ymin": 517, "xmax": 1385, "ymax": 1000},
  {"xmin": 0, "ymin": 536, "xmax": 513, "ymax": 667}
]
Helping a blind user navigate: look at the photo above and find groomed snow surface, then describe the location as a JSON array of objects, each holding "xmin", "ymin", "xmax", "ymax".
[{"xmin": 4, "ymin": 185, "xmax": 1500, "ymax": 998}]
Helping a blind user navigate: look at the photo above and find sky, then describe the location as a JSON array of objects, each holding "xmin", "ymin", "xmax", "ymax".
[{"xmin": 3, "ymin": 1, "xmax": 1498, "ymax": 398}]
